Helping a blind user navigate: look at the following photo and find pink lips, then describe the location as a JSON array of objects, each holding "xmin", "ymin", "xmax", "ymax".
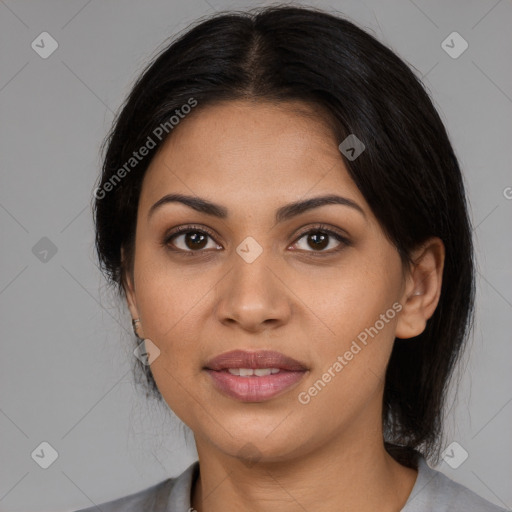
[{"xmin": 204, "ymin": 350, "xmax": 308, "ymax": 402}]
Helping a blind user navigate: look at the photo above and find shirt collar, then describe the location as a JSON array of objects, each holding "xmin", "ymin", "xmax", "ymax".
[{"xmin": 166, "ymin": 460, "xmax": 199, "ymax": 512}]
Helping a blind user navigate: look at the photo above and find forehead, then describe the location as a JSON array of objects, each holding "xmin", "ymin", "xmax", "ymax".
[{"xmin": 140, "ymin": 100, "xmax": 366, "ymax": 213}]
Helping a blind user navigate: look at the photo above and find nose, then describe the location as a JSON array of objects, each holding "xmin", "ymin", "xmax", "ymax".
[{"xmin": 214, "ymin": 249, "xmax": 292, "ymax": 333}]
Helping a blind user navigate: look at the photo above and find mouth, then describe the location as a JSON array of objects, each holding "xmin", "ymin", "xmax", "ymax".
[{"xmin": 204, "ymin": 350, "xmax": 308, "ymax": 402}]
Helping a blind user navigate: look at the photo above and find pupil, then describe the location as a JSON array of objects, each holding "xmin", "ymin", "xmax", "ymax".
[
  {"xmin": 187, "ymin": 232, "xmax": 207, "ymax": 250},
  {"xmin": 310, "ymin": 232, "xmax": 328, "ymax": 250}
]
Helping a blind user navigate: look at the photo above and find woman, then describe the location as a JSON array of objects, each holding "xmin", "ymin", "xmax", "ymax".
[{"xmin": 77, "ymin": 5, "xmax": 506, "ymax": 511}]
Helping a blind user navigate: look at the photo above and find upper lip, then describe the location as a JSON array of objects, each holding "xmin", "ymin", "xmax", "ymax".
[{"xmin": 204, "ymin": 350, "xmax": 308, "ymax": 371}]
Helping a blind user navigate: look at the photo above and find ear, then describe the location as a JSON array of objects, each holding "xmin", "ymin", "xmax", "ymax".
[
  {"xmin": 395, "ymin": 237, "xmax": 445, "ymax": 339},
  {"xmin": 121, "ymin": 246, "xmax": 141, "ymax": 328}
]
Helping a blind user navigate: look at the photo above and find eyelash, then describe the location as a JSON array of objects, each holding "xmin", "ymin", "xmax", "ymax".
[{"xmin": 162, "ymin": 223, "xmax": 351, "ymax": 257}]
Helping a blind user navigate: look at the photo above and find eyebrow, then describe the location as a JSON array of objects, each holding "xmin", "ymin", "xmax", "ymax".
[{"xmin": 148, "ymin": 193, "xmax": 366, "ymax": 223}]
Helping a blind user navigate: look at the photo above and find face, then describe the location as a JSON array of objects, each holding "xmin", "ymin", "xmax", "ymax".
[{"xmin": 123, "ymin": 100, "xmax": 435, "ymax": 463}]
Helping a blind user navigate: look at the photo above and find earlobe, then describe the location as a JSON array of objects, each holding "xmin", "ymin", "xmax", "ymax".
[{"xmin": 395, "ymin": 237, "xmax": 445, "ymax": 340}]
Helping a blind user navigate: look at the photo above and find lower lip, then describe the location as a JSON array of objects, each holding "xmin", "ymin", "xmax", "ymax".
[{"xmin": 205, "ymin": 369, "xmax": 306, "ymax": 402}]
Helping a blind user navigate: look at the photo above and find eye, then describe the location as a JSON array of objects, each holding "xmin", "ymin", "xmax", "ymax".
[
  {"xmin": 162, "ymin": 223, "xmax": 351, "ymax": 256},
  {"xmin": 291, "ymin": 224, "xmax": 350, "ymax": 254},
  {"xmin": 163, "ymin": 225, "xmax": 222, "ymax": 254}
]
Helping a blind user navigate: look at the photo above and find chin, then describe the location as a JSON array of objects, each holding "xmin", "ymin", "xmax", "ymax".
[{"xmin": 198, "ymin": 417, "xmax": 313, "ymax": 464}]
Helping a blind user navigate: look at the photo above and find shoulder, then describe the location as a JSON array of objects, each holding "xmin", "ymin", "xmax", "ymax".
[
  {"xmin": 403, "ymin": 457, "xmax": 508, "ymax": 512},
  {"xmin": 72, "ymin": 476, "xmax": 177, "ymax": 512},
  {"xmin": 71, "ymin": 460, "xmax": 199, "ymax": 512}
]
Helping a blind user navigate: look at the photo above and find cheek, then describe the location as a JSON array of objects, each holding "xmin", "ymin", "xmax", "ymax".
[
  {"xmin": 131, "ymin": 253, "xmax": 212, "ymax": 413},
  {"xmin": 296, "ymin": 249, "xmax": 403, "ymax": 402},
  {"xmin": 133, "ymin": 244, "xmax": 211, "ymax": 341},
  {"xmin": 297, "ymin": 254, "xmax": 403, "ymax": 346},
  {"xmin": 293, "ymin": 276, "xmax": 401, "ymax": 439},
  {"xmin": 305, "ymin": 281, "xmax": 399, "ymax": 394},
  {"xmin": 134, "ymin": 266, "xmax": 206, "ymax": 418}
]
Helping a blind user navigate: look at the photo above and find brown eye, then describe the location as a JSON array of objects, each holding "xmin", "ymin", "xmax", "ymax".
[
  {"xmin": 178, "ymin": 231, "xmax": 209, "ymax": 250},
  {"xmin": 163, "ymin": 224, "xmax": 350, "ymax": 257},
  {"xmin": 164, "ymin": 226, "xmax": 222, "ymax": 253},
  {"xmin": 292, "ymin": 225, "xmax": 350, "ymax": 254},
  {"xmin": 305, "ymin": 232, "xmax": 330, "ymax": 251}
]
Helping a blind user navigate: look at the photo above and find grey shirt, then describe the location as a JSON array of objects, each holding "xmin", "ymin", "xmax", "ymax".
[{"xmin": 74, "ymin": 456, "xmax": 507, "ymax": 511}]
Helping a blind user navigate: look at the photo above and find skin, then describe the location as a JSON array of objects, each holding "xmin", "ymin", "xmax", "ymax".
[{"xmin": 123, "ymin": 99, "xmax": 445, "ymax": 512}]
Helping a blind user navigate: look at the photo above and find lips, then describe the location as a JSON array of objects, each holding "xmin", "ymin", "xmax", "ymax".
[
  {"xmin": 205, "ymin": 349, "xmax": 307, "ymax": 371},
  {"xmin": 204, "ymin": 350, "xmax": 308, "ymax": 402}
]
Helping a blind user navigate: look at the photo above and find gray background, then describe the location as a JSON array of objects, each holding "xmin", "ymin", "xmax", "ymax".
[{"xmin": 0, "ymin": 0, "xmax": 511, "ymax": 510}]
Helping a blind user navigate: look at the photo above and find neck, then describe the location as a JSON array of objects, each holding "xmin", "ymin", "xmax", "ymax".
[{"xmin": 191, "ymin": 430, "xmax": 418, "ymax": 512}]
